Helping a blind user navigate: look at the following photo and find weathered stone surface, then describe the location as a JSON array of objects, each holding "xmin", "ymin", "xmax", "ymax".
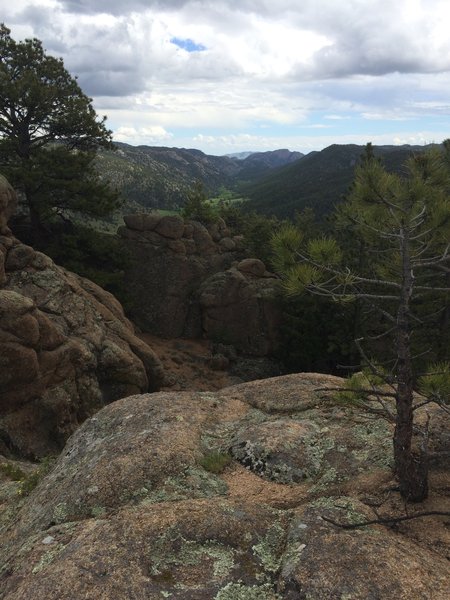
[
  {"xmin": 154, "ymin": 214, "xmax": 185, "ymax": 239},
  {"xmin": 0, "ymin": 180, "xmax": 164, "ymax": 458},
  {"xmin": 123, "ymin": 213, "xmax": 161, "ymax": 231},
  {"xmin": 120, "ymin": 215, "xmax": 282, "ymax": 353},
  {"xmin": 219, "ymin": 236, "xmax": 236, "ymax": 251},
  {"xmin": 191, "ymin": 221, "xmax": 216, "ymax": 254},
  {"xmin": 5, "ymin": 245, "xmax": 36, "ymax": 271},
  {"xmin": 120, "ymin": 215, "xmax": 241, "ymax": 337},
  {"xmin": 238, "ymin": 258, "xmax": 267, "ymax": 277},
  {"xmin": 0, "ymin": 176, "xmax": 17, "ymax": 235},
  {"xmin": 1, "ymin": 373, "xmax": 448, "ymax": 599},
  {"xmin": 200, "ymin": 265, "xmax": 281, "ymax": 355},
  {"xmin": 278, "ymin": 497, "xmax": 449, "ymax": 600}
]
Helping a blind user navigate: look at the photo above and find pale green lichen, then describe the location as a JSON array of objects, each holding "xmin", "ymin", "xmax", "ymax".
[
  {"xmin": 310, "ymin": 496, "xmax": 368, "ymax": 526},
  {"xmin": 140, "ymin": 466, "xmax": 228, "ymax": 505},
  {"xmin": 52, "ymin": 502, "xmax": 69, "ymax": 524},
  {"xmin": 90, "ymin": 506, "xmax": 106, "ymax": 518},
  {"xmin": 215, "ymin": 582, "xmax": 281, "ymax": 600},
  {"xmin": 207, "ymin": 546, "xmax": 236, "ymax": 579},
  {"xmin": 149, "ymin": 529, "xmax": 235, "ymax": 584},
  {"xmin": 252, "ymin": 522, "xmax": 286, "ymax": 573},
  {"xmin": 32, "ymin": 543, "xmax": 64, "ymax": 574},
  {"xmin": 351, "ymin": 421, "xmax": 393, "ymax": 469},
  {"xmin": 202, "ymin": 409, "xmax": 268, "ymax": 453},
  {"xmin": 302, "ymin": 430, "xmax": 335, "ymax": 478},
  {"xmin": 309, "ymin": 466, "xmax": 339, "ymax": 493}
]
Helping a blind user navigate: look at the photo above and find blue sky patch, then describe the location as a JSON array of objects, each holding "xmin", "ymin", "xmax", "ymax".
[{"xmin": 170, "ymin": 37, "xmax": 206, "ymax": 52}]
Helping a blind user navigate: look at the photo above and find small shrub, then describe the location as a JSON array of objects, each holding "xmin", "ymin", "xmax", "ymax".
[
  {"xmin": 18, "ymin": 456, "xmax": 56, "ymax": 496},
  {"xmin": 200, "ymin": 451, "xmax": 232, "ymax": 474},
  {"xmin": 0, "ymin": 462, "xmax": 26, "ymax": 481}
]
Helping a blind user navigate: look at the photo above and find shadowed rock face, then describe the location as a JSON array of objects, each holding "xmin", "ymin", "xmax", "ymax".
[
  {"xmin": 0, "ymin": 175, "xmax": 17, "ymax": 237},
  {"xmin": 119, "ymin": 214, "xmax": 243, "ymax": 338},
  {"xmin": 1, "ymin": 374, "xmax": 448, "ymax": 599},
  {"xmin": 0, "ymin": 177, "xmax": 164, "ymax": 458},
  {"xmin": 120, "ymin": 215, "xmax": 282, "ymax": 354},
  {"xmin": 200, "ymin": 260, "xmax": 281, "ymax": 356}
]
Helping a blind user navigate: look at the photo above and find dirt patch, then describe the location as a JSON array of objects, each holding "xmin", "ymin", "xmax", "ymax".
[{"xmin": 139, "ymin": 334, "xmax": 238, "ymax": 391}]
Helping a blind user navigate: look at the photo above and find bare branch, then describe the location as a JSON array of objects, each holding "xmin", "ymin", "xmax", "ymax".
[
  {"xmin": 315, "ymin": 386, "xmax": 396, "ymax": 398},
  {"xmin": 322, "ymin": 511, "xmax": 450, "ymax": 530}
]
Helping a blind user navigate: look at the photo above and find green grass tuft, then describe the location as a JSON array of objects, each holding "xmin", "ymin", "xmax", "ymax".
[{"xmin": 199, "ymin": 451, "xmax": 232, "ymax": 474}]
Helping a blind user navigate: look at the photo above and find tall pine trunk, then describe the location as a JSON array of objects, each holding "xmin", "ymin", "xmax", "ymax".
[{"xmin": 393, "ymin": 226, "xmax": 428, "ymax": 502}]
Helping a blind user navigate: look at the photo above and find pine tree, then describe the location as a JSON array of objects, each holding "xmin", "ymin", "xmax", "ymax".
[
  {"xmin": 272, "ymin": 143, "xmax": 450, "ymax": 502},
  {"xmin": 0, "ymin": 24, "xmax": 119, "ymax": 239}
]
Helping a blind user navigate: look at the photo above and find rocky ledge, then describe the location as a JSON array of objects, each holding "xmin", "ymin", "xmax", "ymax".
[{"xmin": 0, "ymin": 374, "xmax": 448, "ymax": 599}]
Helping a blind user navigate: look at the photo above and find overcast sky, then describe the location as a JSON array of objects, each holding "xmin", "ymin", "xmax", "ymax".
[{"xmin": 4, "ymin": 0, "xmax": 450, "ymax": 155}]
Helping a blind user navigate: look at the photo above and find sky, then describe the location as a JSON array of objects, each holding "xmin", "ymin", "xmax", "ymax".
[{"xmin": 3, "ymin": 0, "xmax": 450, "ymax": 155}]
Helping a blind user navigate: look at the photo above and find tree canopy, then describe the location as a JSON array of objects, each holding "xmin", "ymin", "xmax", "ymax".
[
  {"xmin": 0, "ymin": 24, "xmax": 119, "ymax": 237},
  {"xmin": 272, "ymin": 142, "xmax": 450, "ymax": 502}
]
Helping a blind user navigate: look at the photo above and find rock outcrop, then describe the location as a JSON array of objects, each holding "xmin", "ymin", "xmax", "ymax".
[
  {"xmin": 1, "ymin": 374, "xmax": 448, "ymax": 599},
  {"xmin": 200, "ymin": 259, "xmax": 281, "ymax": 355},
  {"xmin": 119, "ymin": 215, "xmax": 281, "ymax": 355},
  {"xmin": 0, "ymin": 177, "xmax": 164, "ymax": 458},
  {"xmin": 119, "ymin": 213, "xmax": 244, "ymax": 337}
]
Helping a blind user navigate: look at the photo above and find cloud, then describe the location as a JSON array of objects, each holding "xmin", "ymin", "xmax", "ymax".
[
  {"xmin": 4, "ymin": 1, "xmax": 450, "ymax": 154},
  {"xmin": 58, "ymin": 0, "xmax": 191, "ymax": 15},
  {"xmin": 114, "ymin": 125, "xmax": 174, "ymax": 144}
]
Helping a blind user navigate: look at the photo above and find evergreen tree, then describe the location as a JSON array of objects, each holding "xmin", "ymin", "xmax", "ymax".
[
  {"xmin": 271, "ymin": 143, "xmax": 450, "ymax": 502},
  {"xmin": 181, "ymin": 181, "xmax": 215, "ymax": 224},
  {"xmin": 0, "ymin": 24, "xmax": 119, "ymax": 239}
]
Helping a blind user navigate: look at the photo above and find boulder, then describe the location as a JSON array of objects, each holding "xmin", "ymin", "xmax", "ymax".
[
  {"xmin": 154, "ymin": 215, "xmax": 185, "ymax": 239},
  {"xmin": 237, "ymin": 258, "xmax": 267, "ymax": 277},
  {"xmin": 1, "ymin": 373, "xmax": 448, "ymax": 599},
  {"xmin": 122, "ymin": 212, "xmax": 162, "ymax": 232},
  {"xmin": 0, "ymin": 178, "xmax": 164, "ymax": 458},
  {"xmin": 199, "ymin": 265, "xmax": 281, "ymax": 355}
]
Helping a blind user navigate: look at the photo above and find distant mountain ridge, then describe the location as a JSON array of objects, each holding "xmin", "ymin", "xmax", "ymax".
[
  {"xmin": 96, "ymin": 143, "xmax": 303, "ymax": 210},
  {"xmin": 96, "ymin": 142, "xmax": 437, "ymax": 218},
  {"xmin": 240, "ymin": 143, "xmax": 437, "ymax": 219}
]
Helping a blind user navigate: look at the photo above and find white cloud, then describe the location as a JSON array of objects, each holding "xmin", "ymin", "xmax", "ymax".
[
  {"xmin": 4, "ymin": 1, "xmax": 450, "ymax": 154},
  {"xmin": 114, "ymin": 125, "xmax": 174, "ymax": 144}
]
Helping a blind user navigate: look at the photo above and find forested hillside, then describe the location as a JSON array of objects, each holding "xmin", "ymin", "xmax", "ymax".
[{"xmin": 240, "ymin": 143, "xmax": 436, "ymax": 219}]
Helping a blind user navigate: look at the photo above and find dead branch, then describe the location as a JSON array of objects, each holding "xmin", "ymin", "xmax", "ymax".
[{"xmin": 321, "ymin": 511, "xmax": 450, "ymax": 530}]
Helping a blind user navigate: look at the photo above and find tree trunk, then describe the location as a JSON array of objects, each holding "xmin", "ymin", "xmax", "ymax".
[
  {"xmin": 394, "ymin": 354, "xmax": 429, "ymax": 502},
  {"xmin": 28, "ymin": 198, "xmax": 46, "ymax": 248},
  {"xmin": 394, "ymin": 226, "xmax": 428, "ymax": 502}
]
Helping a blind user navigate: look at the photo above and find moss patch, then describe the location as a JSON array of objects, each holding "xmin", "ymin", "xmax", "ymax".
[{"xmin": 200, "ymin": 451, "xmax": 232, "ymax": 474}]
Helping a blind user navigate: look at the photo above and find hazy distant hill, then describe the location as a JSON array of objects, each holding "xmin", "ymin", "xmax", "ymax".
[
  {"xmin": 240, "ymin": 143, "xmax": 434, "ymax": 219},
  {"xmin": 96, "ymin": 143, "xmax": 303, "ymax": 209},
  {"xmin": 236, "ymin": 149, "xmax": 304, "ymax": 182}
]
